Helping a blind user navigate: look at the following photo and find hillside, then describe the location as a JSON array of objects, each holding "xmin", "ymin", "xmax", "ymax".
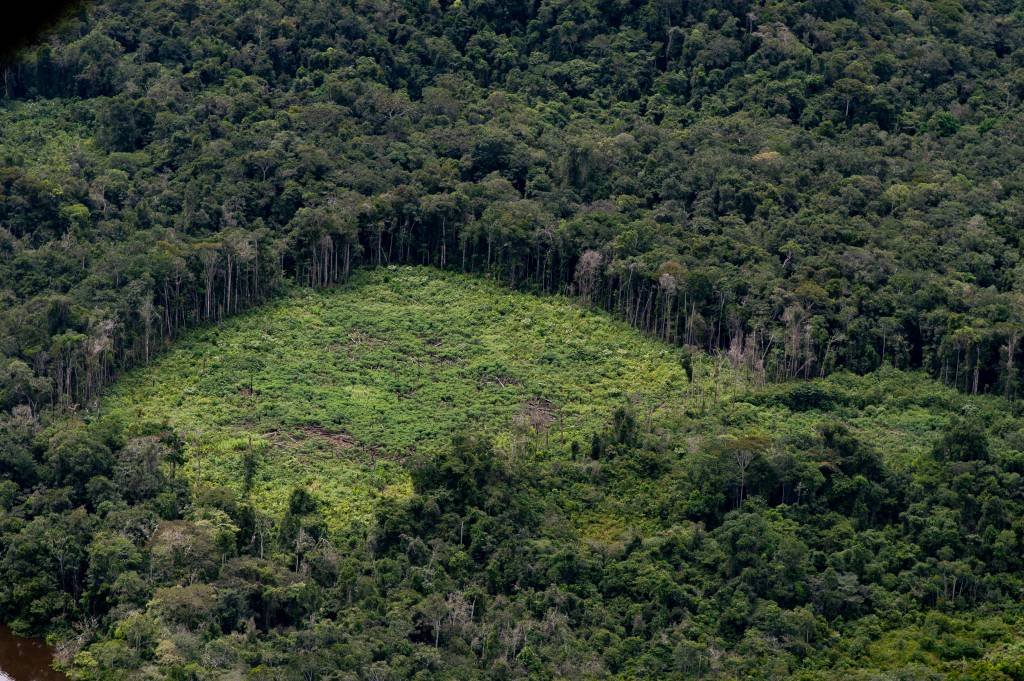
[
  {"xmin": 102, "ymin": 266, "xmax": 691, "ymax": 529},
  {"xmin": 3, "ymin": 0, "xmax": 1024, "ymax": 678},
  {"xmin": 3, "ymin": 269, "xmax": 1024, "ymax": 678},
  {"xmin": 4, "ymin": 0, "xmax": 1024, "ymax": 421},
  {"xmin": 100, "ymin": 266, "xmax": 1014, "ymax": 533}
]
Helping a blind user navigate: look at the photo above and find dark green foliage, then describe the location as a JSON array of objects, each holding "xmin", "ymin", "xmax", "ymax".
[
  {"xmin": 2, "ymin": 0, "xmax": 1024, "ymax": 420},
  {"xmin": 0, "ymin": 370, "xmax": 1021, "ymax": 677},
  {"xmin": 2, "ymin": 0, "xmax": 1024, "ymax": 677},
  {"xmin": 681, "ymin": 350, "xmax": 694, "ymax": 384},
  {"xmin": 612, "ymin": 406, "xmax": 638, "ymax": 446},
  {"xmin": 241, "ymin": 446, "xmax": 257, "ymax": 496},
  {"xmin": 44, "ymin": 425, "xmax": 113, "ymax": 503},
  {"xmin": 820, "ymin": 421, "xmax": 884, "ymax": 479},
  {"xmin": 410, "ymin": 434, "xmax": 499, "ymax": 509},
  {"xmin": 777, "ymin": 383, "xmax": 839, "ymax": 412},
  {"xmin": 113, "ymin": 437, "xmax": 168, "ymax": 503},
  {"xmin": 932, "ymin": 416, "xmax": 990, "ymax": 462}
]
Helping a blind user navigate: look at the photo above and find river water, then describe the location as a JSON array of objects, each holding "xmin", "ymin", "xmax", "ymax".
[{"xmin": 0, "ymin": 627, "xmax": 66, "ymax": 681}]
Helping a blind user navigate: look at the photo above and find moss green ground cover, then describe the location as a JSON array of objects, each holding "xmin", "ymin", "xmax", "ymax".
[
  {"xmin": 102, "ymin": 266, "xmax": 695, "ymax": 529},
  {"xmin": 102, "ymin": 266, "xmax": 1015, "ymax": 537}
]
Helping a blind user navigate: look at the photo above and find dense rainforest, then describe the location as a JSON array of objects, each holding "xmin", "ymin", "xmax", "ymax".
[
  {"xmin": 6, "ymin": 269, "xmax": 1024, "ymax": 680},
  {"xmin": 3, "ymin": 0, "xmax": 1024, "ymax": 678},
  {"xmin": 4, "ymin": 0, "xmax": 1024, "ymax": 411}
]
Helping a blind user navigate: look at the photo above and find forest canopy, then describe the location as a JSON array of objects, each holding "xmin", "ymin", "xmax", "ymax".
[
  {"xmin": 3, "ymin": 0, "xmax": 1024, "ymax": 412},
  {"xmin": 6, "ymin": 270, "xmax": 1024, "ymax": 680},
  {"xmin": 3, "ymin": 0, "xmax": 1024, "ymax": 679}
]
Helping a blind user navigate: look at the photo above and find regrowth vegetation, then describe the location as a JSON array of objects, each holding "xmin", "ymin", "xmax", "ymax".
[
  {"xmin": 3, "ymin": 0, "xmax": 1024, "ymax": 678},
  {"xmin": 102, "ymin": 267, "xmax": 692, "ymax": 530},
  {"xmin": 2, "ymin": 271, "xmax": 1024, "ymax": 679}
]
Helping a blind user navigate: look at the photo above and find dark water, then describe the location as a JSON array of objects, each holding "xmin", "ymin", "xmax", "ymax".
[{"xmin": 0, "ymin": 627, "xmax": 66, "ymax": 681}]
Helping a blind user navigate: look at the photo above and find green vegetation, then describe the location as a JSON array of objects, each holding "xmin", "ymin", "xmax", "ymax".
[
  {"xmin": 5, "ymin": 0, "xmax": 1024, "ymax": 420},
  {"xmin": 4, "ymin": 270, "xmax": 1024, "ymax": 678},
  {"xmin": 102, "ymin": 266, "xmax": 691, "ymax": 529},
  {"xmin": 100, "ymin": 266, "xmax": 1000, "ymax": 537},
  {"xmin": 3, "ymin": 0, "xmax": 1024, "ymax": 677}
]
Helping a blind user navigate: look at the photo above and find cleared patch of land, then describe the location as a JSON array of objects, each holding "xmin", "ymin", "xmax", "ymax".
[
  {"xmin": 101, "ymin": 266, "xmax": 694, "ymax": 529},
  {"xmin": 102, "ymin": 267, "xmax": 1010, "ymax": 536}
]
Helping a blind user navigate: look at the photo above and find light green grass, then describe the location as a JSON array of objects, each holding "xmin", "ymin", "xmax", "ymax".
[
  {"xmin": 101, "ymin": 266, "xmax": 1018, "ymax": 534},
  {"xmin": 102, "ymin": 266, "xmax": 695, "ymax": 530}
]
